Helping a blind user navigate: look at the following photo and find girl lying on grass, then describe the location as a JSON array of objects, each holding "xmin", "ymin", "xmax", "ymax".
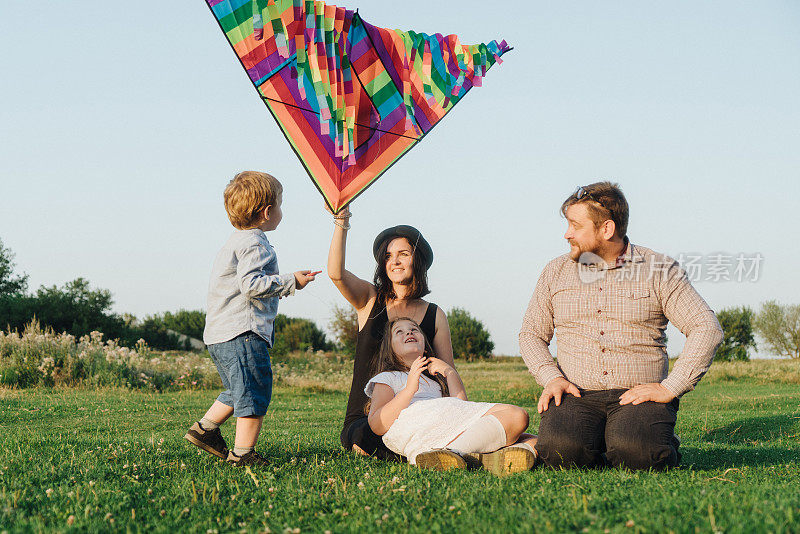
[{"xmin": 365, "ymin": 317, "xmax": 538, "ymax": 475}]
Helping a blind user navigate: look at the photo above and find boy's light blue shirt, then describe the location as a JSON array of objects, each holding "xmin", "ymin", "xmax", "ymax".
[{"xmin": 203, "ymin": 229, "xmax": 295, "ymax": 346}]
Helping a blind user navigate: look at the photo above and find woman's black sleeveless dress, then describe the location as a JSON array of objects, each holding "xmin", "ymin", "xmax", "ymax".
[{"xmin": 340, "ymin": 299, "xmax": 439, "ymax": 460}]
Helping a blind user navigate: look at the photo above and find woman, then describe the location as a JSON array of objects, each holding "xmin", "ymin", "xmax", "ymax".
[{"xmin": 327, "ymin": 206, "xmax": 455, "ymax": 460}]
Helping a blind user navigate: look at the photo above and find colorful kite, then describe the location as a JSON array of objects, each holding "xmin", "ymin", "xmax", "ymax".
[{"xmin": 205, "ymin": 0, "xmax": 511, "ymax": 213}]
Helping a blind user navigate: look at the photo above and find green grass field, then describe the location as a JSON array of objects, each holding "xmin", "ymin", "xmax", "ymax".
[{"xmin": 2, "ymin": 359, "xmax": 799, "ymax": 533}]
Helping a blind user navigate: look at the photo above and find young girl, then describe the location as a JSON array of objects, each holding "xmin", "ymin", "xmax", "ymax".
[{"xmin": 365, "ymin": 317, "xmax": 537, "ymax": 475}]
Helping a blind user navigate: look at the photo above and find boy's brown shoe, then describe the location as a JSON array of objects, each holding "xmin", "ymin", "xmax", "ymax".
[
  {"xmin": 415, "ymin": 449, "xmax": 467, "ymax": 471},
  {"xmin": 225, "ymin": 450, "xmax": 270, "ymax": 467},
  {"xmin": 184, "ymin": 422, "xmax": 229, "ymax": 459}
]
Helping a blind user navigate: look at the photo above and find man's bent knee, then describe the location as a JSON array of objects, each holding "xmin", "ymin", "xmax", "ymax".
[
  {"xmin": 605, "ymin": 436, "xmax": 679, "ymax": 470},
  {"xmin": 536, "ymin": 423, "xmax": 603, "ymax": 468},
  {"xmin": 535, "ymin": 396, "xmax": 604, "ymax": 468},
  {"xmin": 536, "ymin": 435, "xmax": 603, "ymax": 468}
]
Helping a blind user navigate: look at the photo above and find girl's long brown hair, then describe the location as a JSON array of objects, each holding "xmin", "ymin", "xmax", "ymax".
[{"xmin": 365, "ymin": 317, "xmax": 449, "ymax": 414}]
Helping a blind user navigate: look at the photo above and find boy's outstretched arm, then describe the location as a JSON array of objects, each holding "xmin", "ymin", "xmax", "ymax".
[
  {"xmin": 294, "ymin": 270, "xmax": 321, "ymax": 290},
  {"xmin": 237, "ymin": 244, "xmax": 296, "ymax": 299}
]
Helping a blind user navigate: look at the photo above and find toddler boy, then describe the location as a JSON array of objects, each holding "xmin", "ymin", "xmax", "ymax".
[{"xmin": 184, "ymin": 171, "xmax": 318, "ymax": 466}]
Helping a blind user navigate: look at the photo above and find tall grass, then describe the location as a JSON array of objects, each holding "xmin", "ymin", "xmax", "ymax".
[
  {"xmin": 3, "ymin": 321, "xmax": 798, "ymax": 394},
  {"xmin": 0, "ymin": 322, "xmax": 355, "ymax": 392},
  {"xmin": 0, "ymin": 320, "xmax": 220, "ymax": 390},
  {"xmin": 703, "ymin": 358, "xmax": 800, "ymax": 384}
]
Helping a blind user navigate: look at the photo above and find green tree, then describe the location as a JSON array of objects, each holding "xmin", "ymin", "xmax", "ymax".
[
  {"xmin": 161, "ymin": 309, "xmax": 206, "ymax": 341},
  {"xmin": 715, "ymin": 306, "xmax": 756, "ymax": 361},
  {"xmin": 0, "ymin": 275, "xmax": 186, "ymax": 350},
  {"xmin": 271, "ymin": 314, "xmax": 330, "ymax": 356},
  {"xmin": 0, "ymin": 238, "xmax": 28, "ymax": 297},
  {"xmin": 328, "ymin": 304, "xmax": 358, "ymax": 354},
  {"xmin": 754, "ymin": 301, "xmax": 800, "ymax": 359},
  {"xmin": 29, "ymin": 278, "xmax": 125, "ymax": 339},
  {"xmin": 446, "ymin": 307, "xmax": 494, "ymax": 360},
  {"xmin": 134, "ymin": 315, "xmax": 185, "ymax": 350},
  {"xmin": 133, "ymin": 310, "xmax": 205, "ymax": 349}
]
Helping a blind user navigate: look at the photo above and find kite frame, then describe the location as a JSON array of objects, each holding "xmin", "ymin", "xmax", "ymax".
[{"xmin": 203, "ymin": 4, "xmax": 511, "ymax": 213}]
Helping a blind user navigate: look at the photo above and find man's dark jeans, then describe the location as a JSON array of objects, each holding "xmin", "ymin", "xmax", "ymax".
[{"xmin": 536, "ymin": 389, "xmax": 681, "ymax": 470}]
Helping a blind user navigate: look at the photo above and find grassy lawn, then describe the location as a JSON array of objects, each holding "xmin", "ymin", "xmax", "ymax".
[{"xmin": 1, "ymin": 359, "xmax": 798, "ymax": 533}]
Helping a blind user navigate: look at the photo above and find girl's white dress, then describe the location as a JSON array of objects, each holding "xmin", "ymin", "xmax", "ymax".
[{"xmin": 365, "ymin": 371, "xmax": 496, "ymax": 464}]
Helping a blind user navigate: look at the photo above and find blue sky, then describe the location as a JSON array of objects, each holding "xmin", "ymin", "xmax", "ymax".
[{"xmin": 1, "ymin": 1, "xmax": 798, "ymax": 356}]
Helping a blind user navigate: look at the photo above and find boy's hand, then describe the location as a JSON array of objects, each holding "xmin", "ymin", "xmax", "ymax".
[{"xmin": 294, "ymin": 270, "xmax": 321, "ymax": 290}]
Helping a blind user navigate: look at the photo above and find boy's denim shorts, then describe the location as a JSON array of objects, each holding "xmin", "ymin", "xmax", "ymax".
[{"xmin": 208, "ymin": 331, "xmax": 273, "ymax": 417}]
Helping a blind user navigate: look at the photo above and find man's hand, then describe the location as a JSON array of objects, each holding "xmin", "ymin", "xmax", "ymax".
[
  {"xmin": 294, "ymin": 270, "xmax": 322, "ymax": 290},
  {"xmin": 618, "ymin": 383, "xmax": 676, "ymax": 405},
  {"xmin": 537, "ymin": 377, "xmax": 581, "ymax": 414}
]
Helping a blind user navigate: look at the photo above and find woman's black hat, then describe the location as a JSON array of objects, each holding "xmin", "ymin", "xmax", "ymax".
[{"xmin": 372, "ymin": 225, "xmax": 433, "ymax": 270}]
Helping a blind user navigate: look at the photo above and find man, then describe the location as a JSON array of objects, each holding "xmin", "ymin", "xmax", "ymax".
[{"xmin": 519, "ymin": 182, "xmax": 722, "ymax": 470}]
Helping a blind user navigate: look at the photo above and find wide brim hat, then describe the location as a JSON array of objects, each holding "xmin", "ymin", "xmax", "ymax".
[{"xmin": 372, "ymin": 225, "xmax": 433, "ymax": 270}]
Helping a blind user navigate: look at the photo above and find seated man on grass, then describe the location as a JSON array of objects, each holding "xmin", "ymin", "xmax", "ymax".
[{"xmin": 519, "ymin": 182, "xmax": 723, "ymax": 470}]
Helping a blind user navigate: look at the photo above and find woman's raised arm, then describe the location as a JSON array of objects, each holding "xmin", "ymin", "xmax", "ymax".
[{"xmin": 327, "ymin": 206, "xmax": 375, "ymax": 312}]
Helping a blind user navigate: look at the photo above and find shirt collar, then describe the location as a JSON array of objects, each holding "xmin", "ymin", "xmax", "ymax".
[
  {"xmin": 576, "ymin": 237, "xmax": 643, "ymax": 270},
  {"xmin": 616, "ymin": 238, "xmax": 645, "ymax": 267},
  {"xmin": 237, "ymin": 228, "xmax": 266, "ymax": 238},
  {"xmin": 236, "ymin": 228, "xmax": 270, "ymax": 244}
]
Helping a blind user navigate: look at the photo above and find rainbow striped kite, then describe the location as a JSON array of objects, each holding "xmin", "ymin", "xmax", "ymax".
[{"xmin": 206, "ymin": 0, "xmax": 511, "ymax": 213}]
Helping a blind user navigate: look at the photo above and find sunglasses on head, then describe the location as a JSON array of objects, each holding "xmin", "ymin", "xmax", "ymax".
[{"xmin": 574, "ymin": 186, "xmax": 609, "ymax": 211}]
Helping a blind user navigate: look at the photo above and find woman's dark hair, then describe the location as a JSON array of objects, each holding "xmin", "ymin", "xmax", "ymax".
[
  {"xmin": 364, "ymin": 317, "xmax": 449, "ymax": 414},
  {"xmin": 373, "ymin": 237, "xmax": 430, "ymax": 303}
]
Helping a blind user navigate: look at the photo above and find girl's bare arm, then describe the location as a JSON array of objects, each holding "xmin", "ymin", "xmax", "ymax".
[
  {"xmin": 428, "ymin": 357, "xmax": 468, "ymax": 401},
  {"xmin": 367, "ymin": 383, "xmax": 416, "ymax": 435},
  {"xmin": 368, "ymin": 358, "xmax": 427, "ymax": 435}
]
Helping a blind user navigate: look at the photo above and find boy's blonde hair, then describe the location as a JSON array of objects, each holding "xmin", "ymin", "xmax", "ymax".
[{"xmin": 224, "ymin": 171, "xmax": 283, "ymax": 230}]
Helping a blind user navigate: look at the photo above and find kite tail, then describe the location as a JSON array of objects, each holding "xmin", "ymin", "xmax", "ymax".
[{"xmin": 252, "ymin": 0, "xmax": 264, "ymax": 40}]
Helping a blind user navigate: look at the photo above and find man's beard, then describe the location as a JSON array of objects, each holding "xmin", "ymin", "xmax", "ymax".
[
  {"xmin": 568, "ymin": 243, "xmax": 582, "ymax": 261},
  {"xmin": 568, "ymin": 240, "xmax": 603, "ymax": 263}
]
